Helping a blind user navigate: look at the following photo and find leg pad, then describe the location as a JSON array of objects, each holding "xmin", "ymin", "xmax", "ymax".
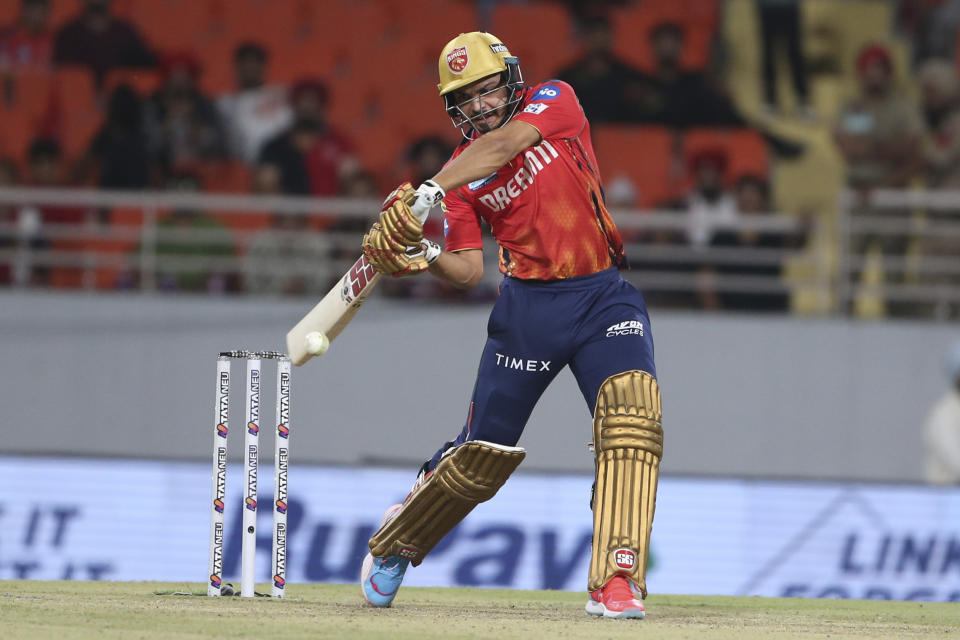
[
  {"xmin": 369, "ymin": 440, "xmax": 524, "ymax": 566},
  {"xmin": 588, "ymin": 370, "xmax": 662, "ymax": 596}
]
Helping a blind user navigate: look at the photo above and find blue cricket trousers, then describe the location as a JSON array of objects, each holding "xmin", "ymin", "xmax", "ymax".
[{"xmin": 426, "ymin": 267, "xmax": 656, "ymax": 469}]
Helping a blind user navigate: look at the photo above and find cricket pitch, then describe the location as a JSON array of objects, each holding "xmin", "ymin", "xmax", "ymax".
[{"xmin": 2, "ymin": 580, "xmax": 958, "ymax": 639}]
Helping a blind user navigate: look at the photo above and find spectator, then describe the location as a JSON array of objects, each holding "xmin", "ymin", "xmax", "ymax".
[
  {"xmin": 833, "ymin": 44, "xmax": 924, "ymax": 193},
  {"xmin": 559, "ymin": 18, "xmax": 804, "ymax": 157},
  {"xmin": 340, "ymin": 169, "xmax": 379, "ymax": 198},
  {"xmin": 919, "ymin": 58, "xmax": 960, "ymax": 188},
  {"xmin": 242, "ymin": 165, "xmax": 332, "ymax": 296},
  {"xmin": 924, "ymin": 340, "xmax": 960, "ymax": 485},
  {"xmin": 82, "ymin": 84, "xmax": 151, "ymax": 189},
  {"xmin": 153, "ymin": 172, "xmax": 235, "ymax": 293},
  {"xmin": 257, "ymin": 77, "xmax": 359, "ymax": 196},
  {"xmin": 27, "ymin": 138, "xmax": 88, "ymax": 226},
  {"xmin": 22, "ymin": 138, "xmax": 89, "ymax": 286},
  {"xmin": 756, "ymin": 0, "xmax": 813, "ymax": 118},
  {"xmin": 684, "ymin": 148, "xmax": 738, "ymax": 250},
  {"xmin": 144, "ymin": 52, "xmax": 227, "ymax": 180},
  {"xmin": 555, "ymin": 15, "xmax": 650, "ymax": 122},
  {"xmin": 708, "ymin": 175, "xmax": 798, "ymax": 312},
  {"xmin": 403, "ymin": 135, "xmax": 452, "ymax": 239},
  {"xmin": 834, "ymin": 44, "xmax": 924, "ymax": 315},
  {"xmin": 899, "ymin": 0, "xmax": 960, "ymax": 67},
  {"xmin": 917, "ymin": 58, "xmax": 960, "ymax": 318},
  {"xmin": 0, "ymin": 0, "xmax": 54, "ymax": 72},
  {"xmin": 404, "ymin": 136, "xmax": 453, "ymax": 186},
  {"xmin": 52, "ymin": 0, "xmax": 156, "ymax": 85},
  {"xmin": 0, "ymin": 0, "xmax": 54, "ymax": 109},
  {"xmin": 683, "ymin": 149, "xmax": 762, "ymax": 311},
  {"xmin": 633, "ymin": 21, "xmax": 735, "ymax": 128},
  {"xmin": 605, "ymin": 174, "xmax": 640, "ymax": 209},
  {"xmin": 217, "ymin": 42, "xmax": 292, "ymax": 164},
  {"xmin": 0, "ymin": 158, "xmax": 19, "ymax": 285}
]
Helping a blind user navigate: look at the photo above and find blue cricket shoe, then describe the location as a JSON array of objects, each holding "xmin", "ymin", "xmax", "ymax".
[{"xmin": 361, "ymin": 503, "xmax": 408, "ymax": 607}]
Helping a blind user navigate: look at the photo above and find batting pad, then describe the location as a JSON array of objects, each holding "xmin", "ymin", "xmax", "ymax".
[
  {"xmin": 588, "ymin": 370, "xmax": 662, "ymax": 596},
  {"xmin": 368, "ymin": 440, "xmax": 525, "ymax": 566}
]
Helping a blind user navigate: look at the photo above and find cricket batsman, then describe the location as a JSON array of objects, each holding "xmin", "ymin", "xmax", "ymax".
[{"xmin": 359, "ymin": 32, "xmax": 661, "ymax": 619}]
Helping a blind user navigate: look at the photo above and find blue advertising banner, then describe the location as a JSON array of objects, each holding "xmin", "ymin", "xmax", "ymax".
[{"xmin": 1, "ymin": 457, "xmax": 958, "ymax": 600}]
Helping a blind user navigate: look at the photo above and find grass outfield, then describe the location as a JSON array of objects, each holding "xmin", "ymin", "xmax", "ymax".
[{"xmin": 2, "ymin": 581, "xmax": 958, "ymax": 639}]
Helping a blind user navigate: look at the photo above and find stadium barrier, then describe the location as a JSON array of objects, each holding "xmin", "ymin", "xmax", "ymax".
[
  {"xmin": 0, "ymin": 186, "xmax": 824, "ymax": 310},
  {"xmin": 3, "ymin": 455, "xmax": 959, "ymax": 601},
  {"xmin": 838, "ymin": 188, "xmax": 960, "ymax": 319}
]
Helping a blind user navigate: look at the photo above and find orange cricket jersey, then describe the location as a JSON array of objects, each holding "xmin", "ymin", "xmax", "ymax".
[{"xmin": 441, "ymin": 80, "xmax": 626, "ymax": 280}]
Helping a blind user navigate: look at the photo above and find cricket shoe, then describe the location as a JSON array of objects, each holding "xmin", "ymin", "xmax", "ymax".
[
  {"xmin": 361, "ymin": 504, "xmax": 408, "ymax": 607},
  {"xmin": 584, "ymin": 575, "xmax": 646, "ymax": 619}
]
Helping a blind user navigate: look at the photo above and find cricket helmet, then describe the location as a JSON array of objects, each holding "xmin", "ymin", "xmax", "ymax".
[{"xmin": 437, "ymin": 32, "xmax": 524, "ymax": 137}]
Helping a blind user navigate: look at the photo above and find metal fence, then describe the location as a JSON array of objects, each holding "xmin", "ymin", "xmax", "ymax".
[
  {"xmin": 1, "ymin": 185, "xmax": 919, "ymax": 317},
  {"xmin": 837, "ymin": 189, "xmax": 960, "ymax": 320}
]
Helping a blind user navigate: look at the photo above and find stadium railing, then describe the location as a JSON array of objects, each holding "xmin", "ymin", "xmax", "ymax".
[
  {"xmin": 0, "ymin": 186, "xmax": 836, "ymax": 313},
  {"xmin": 837, "ymin": 188, "xmax": 960, "ymax": 320}
]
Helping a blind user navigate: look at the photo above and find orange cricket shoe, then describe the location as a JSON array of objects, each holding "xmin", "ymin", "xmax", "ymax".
[{"xmin": 584, "ymin": 575, "xmax": 646, "ymax": 619}]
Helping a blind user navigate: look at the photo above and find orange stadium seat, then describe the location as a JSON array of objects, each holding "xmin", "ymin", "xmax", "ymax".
[
  {"xmin": 129, "ymin": 0, "xmax": 221, "ymax": 52},
  {"xmin": 52, "ymin": 67, "xmax": 101, "ymax": 158},
  {"xmin": 0, "ymin": 108, "xmax": 35, "ymax": 162},
  {"xmin": 395, "ymin": 0, "xmax": 480, "ymax": 48},
  {"xmin": 683, "ymin": 128, "xmax": 769, "ymax": 186},
  {"xmin": 350, "ymin": 120, "xmax": 410, "ymax": 185},
  {"xmin": 591, "ymin": 125, "xmax": 681, "ymax": 208},
  {"xmin": 491, "ymin": 2, "xmax": 577, "ymax": 81},
  {"xmin": 610, "ymin": 0, "xmax": 717, "ymax": 73},
  {"xmin": 0, "ymin": 2, "xmax": 16, "ymax": 24},
  {"xmin": 0, "ymin": 69, "xmax": 56, "ymax": 161},
  {"xmin": 46, "ymin": 0, "xmax": 84, "ymax": 30}
]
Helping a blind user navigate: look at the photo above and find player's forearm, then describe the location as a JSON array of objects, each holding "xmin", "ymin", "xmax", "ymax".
[
  {"xmin": 428, "ymin": 250, "xmax": 483, "ymax": 289},
  {"xmin": 430, "ymin": 131, "xmax": 515, "ymax": 193}
]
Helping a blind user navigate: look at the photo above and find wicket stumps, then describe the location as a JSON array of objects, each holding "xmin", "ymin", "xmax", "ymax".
[{"xmin": 208, "ymin": 350, "xmax": 291, "ymax": 598}]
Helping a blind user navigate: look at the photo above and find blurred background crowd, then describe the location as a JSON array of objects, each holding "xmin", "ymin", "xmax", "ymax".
[{"xmin": 0, "ymin": 0, "xmax": 958, "ymax": 319}]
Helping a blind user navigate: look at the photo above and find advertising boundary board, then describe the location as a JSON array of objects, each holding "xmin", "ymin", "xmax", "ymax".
[{"xmin": 1, "ymin": 456, "xmax": 959, "ymax": 600}]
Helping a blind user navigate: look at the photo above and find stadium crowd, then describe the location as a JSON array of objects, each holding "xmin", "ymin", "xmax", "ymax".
[{"xmin": 0, "ymin": 0, "xmax": 957, "ymax": 318}]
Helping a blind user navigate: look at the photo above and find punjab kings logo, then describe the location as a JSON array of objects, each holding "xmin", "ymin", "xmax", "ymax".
[
  {"xmin": 613, "ymin": 547, "xmax": 637, "ymax": 570},
  {"xmin": 446, "ymin": 46, "xmax": 468, "ymax": 73}
]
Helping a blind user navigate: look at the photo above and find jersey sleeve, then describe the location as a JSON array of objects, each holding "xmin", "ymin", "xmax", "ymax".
[
  {"xmin": 440, "ymin": 190, "xmax": 483, "ymax": 252},
  {"xmin": 512, "ymin": 80, "xmax": 586, "ymax": 140}
]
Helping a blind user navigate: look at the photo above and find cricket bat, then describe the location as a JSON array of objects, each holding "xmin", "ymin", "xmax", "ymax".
[
  {"xmin": 286, "ymin": 191, "xmax": 436, "ymax": 365},
  {"xmin": 286, "ymin": 254, "xmax": 381, "ymax": 365}
]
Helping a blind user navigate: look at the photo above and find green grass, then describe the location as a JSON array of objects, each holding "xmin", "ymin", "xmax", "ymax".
[{"xmin": 2, "ymin": 581, "xmax": 958, "ymax": 639}]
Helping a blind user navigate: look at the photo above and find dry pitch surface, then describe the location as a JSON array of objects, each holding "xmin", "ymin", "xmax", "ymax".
[{"xmin": 2, "ymin": 580, "xmax": 958, "ymax": 639}]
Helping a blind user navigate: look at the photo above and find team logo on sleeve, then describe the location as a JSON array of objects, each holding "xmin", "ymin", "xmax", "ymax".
[
  {"xmin": 533, "ymin": 84, "xmax": 561, "ymax": 100},
  {"xmin": 467, "ymin": 171, "xmax": 498, "ymax": 191},
  {"xmin": 446, "ymin": 46, "xmax": 469, "ymax": 73},
  {"xmin": 522, "ymin": 103, "xmax": 549, "ymax": 115}
]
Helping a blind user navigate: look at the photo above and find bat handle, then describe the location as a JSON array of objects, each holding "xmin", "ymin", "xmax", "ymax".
[
  {"xmin": 411, "ymin": 180, "xmax": 444, "ymax": 223},
  {"xmin": 412, "ymin": 199, "xmax": 432, "ymax": 223}
]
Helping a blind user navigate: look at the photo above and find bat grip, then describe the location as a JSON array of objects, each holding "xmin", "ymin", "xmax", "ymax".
[{"xmin": 412, "ymin": 198, "xmax": 432, "ymax": 222}]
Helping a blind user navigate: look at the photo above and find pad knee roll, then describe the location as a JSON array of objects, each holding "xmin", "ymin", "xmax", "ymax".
[
  {"xmin": 588, "ymin": 370, "xmax": 662, "ymax": 596},
  {"xmin": 368, "ymin": 440, "xmax": 525, "ymax": 566}
]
